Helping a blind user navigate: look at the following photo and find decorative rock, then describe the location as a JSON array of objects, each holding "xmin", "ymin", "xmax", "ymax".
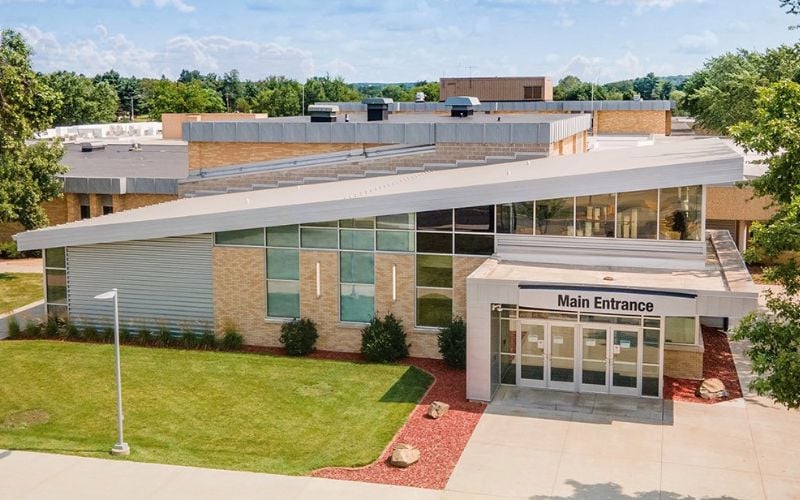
[
  {"xmin": 427, "ymin": 401, "xmax": 450, "ymax": 420},
  {"xmin": 696, "ymin": 377, "xmax": 729, "ymax": 400},
  {"xmin": 389, "ymin": 443, "xmax": 420, "ymax": 468}
]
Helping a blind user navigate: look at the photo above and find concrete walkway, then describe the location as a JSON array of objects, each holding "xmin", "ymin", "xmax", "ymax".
[
  {"xmin": 0, "ymin": 258, "xmax": 42, "ymax": 274},
  {"xmin": 0, "ymin": 451, "xmax": 440, "ymax": 500}
]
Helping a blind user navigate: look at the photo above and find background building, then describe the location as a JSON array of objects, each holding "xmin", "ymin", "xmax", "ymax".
[{"xmin": 439, "ymin": 76, "xmax": 553, "ymax": 102}]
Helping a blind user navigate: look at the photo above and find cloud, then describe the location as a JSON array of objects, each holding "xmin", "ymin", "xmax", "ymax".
[
  {"xmin": 676, "ymin": 30, "xmax": 719, "ymax": 54},
  {"xmin": 554, "ymin": 8, "xmax": 575, "ymax": 28},
  {"xmin": 129, "ymin": 0, "xmax": 195, "ymax": 13}
]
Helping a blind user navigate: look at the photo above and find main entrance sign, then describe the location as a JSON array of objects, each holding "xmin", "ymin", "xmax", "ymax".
[{"xmin": 519, "ymin": 285, "xmax": 697, "ymax": 316}]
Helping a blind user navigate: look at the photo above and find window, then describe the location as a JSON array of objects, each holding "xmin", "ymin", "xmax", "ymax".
[
  {"xmin": 45, "ymin": 247, "xmax": 67, "ymax": 319},
  {"xmin": 659, "ymin": 186, "xmax": 702, "ymax": 241},
  {"xmin": 340, "ymin": 252, "xmax": 374, "ymax": 323},
  {"xmin": 575, "ymin": 193, "xmax": 615, "ymax": 238},
  {"xmin": 617, "ymin": 190, "xmax": 658, "ymax": 239},
  {"xmin": 79, "ymin": 194, "xmax": 90, "ymax": 219},
  {"xmin": 454, "ymin": 234, "xmax": 494, "ymax": 255},
  {"xmin": 376, "ymin": 213, "xmax": 414, "ymax": 252},
  {"xmin": 377, "ymin": 213, "xmax": 414, "ymax": 230},
  {"xmin": 340, "ymin": 229, "xmax": 374, "ymax": 251},
  {"xmin": 535, "ymin": 198, "xmax": 574, "ymax": 236},
  {"xmin": 664, "ymin": 316, "xmax": 697, "ymax": 344},
  {"xmin": 524, "ymin": 85, "xmax": 543, "ymax": 100},
  {"xmin": 497, "ymin": 202, "xmax": 534, "ymax": 235},
  {"xmin": 417, "ymin": 232, "xmax": 452, "ymax": 254},
  {"xmin": 300, "ymin": 227, "xmax": 338, "ymax": 249},
  {"xmin": 416, "ymin": 254, "xmax": 452, "ymax": 328},
  {"xmin": 266, "ymin": 248, "xmax": 300, "ymax": 318},
  {"xmin": 215, "ymin": 228, "xmax": 265, "ymax": 246},
  {"xmin": 100, "ymin": 195, "xmax": 113, "ymax": 215},
  {"xmin": 417, "ymin": 210, "xmax": 452, "ymax": 232},
  {"xmin": 455, "ymin": 206, "xmax": 494, "ymax": 233},
  {"xmin": 266, "ymin": 225, "xmax": 299, "ymax": 247}
]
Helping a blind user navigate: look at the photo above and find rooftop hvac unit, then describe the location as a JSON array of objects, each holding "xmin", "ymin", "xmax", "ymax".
[{"xmin": 362, "ymin": 97, "xmax": 394, "ymax": 121}]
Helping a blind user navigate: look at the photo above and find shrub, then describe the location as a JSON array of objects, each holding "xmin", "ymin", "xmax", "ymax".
[
  {"xmin": 154, "ymin": 327, "xmax": 173, "ymax": 347},
  {"xmin": 63, "ymin": 322, "xmax": 79, "ymax": 340},
  {"xmin": 120, "ymin": 327, "xmax": 132, "ymax": 343},
  {"xmin": 279, "ymin": 318, "xmax": 318, "ymax": 356},
  {"xmin": 82, "ymin": 325, "xmax": 99, "ymax": 342},
  {"xmin": 360, "ymin": 313, "xmax": 409, "ymax": 363},
  {"xmin": 101, "ymin": 327, "xmax": 114, "ymax": 343},
  {"xmin": 6, "ymin": 317, "xmax": 21, "ymax": 338},
  {"xmin": 23, "ymin": 321, "xmax": 43, "ymax": 339},
  {"xmin": 437, "ymin": 317, "xmax": 467, "ymax": 369},
  {"xmin": 221, "ymin": 323, "xmax": 243, "ymax": 351},
  {"xmin": 136, "ymin": 328, "xmax": 153, "ymax": 346},
  {"xmin": 180, "ymin": 330, "xmax": 199, "ymax": 349},
  {"xmin": 198, "ymin": 332, "xmax": 217, "ymax": 350},
  {"xmin": 0, "ymin": 241, "xmax": 21, "ymax": 259},
  {"xmin": 44, "ymin": 316, "xmax": 61, "ymax": 338}
]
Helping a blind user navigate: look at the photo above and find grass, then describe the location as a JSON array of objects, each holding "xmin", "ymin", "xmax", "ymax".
[
  {"xmin": 0, "ymin": 273, "xmax": 43, "ymax": 314},
  {"xmin": 0, "ymin": 341, "xmax": 432, "ymax": 475}
]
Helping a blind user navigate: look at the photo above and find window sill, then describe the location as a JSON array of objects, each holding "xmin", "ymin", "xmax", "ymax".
[
  {"xmin": 412, "ymin": 327, "xmax": 440, "ymax": 335},
  {"xmin": 338, "ymin": 321, "xmax": 368, "ymax": 329},
  {"xmin": 664, "ymin": 342, "xmax": 704, "ymax": 353},
  {"xmin": 263, "ymin": 317, "xmax": 291, "ymax": 324}
]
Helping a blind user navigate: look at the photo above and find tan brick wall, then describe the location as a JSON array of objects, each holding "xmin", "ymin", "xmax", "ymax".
[
  {"xmin": 162, "ymin": 113, "xmax": 268, "ymax": 140},
  {"xmin": 212, "ymin": 246, "xmax": 282, "ymax": 345},
  {"xmin": 453, "ymin": 256, "xmax": 488, "ymax": 319},
  {"xmin": 706, "ymin": 186, "xmax": 775, "ymax": 221},
  {"xmin": 0, "ymin": 196, "xmax": 68, "ymax": 242},
  {"xmin": 594, "ymin": 110, "xmax": 671, "ymax": 135},
  {"xmin": 664, "ymin": 348, "xmax": 703, "ymax": 380},
  {"xmin": 188, "ymin": 142, "xmax": 362, "ymax": 170},
  {"xmin": 112, "ymin": 193, "xmax": 177, "ymax": 212}
]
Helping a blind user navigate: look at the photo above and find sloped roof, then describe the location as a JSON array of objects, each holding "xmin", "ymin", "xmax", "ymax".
[{"xmin": 15, "ymin": 137, "xmax": 743, "ymax": 250}]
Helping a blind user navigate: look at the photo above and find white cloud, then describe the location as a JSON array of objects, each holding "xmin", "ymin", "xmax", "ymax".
[
  {"xmin": 129, "ymin": 0, "xmax": 195, "ymax": 13},
  {"xmin": 676, "ymin": 30, "xmax": 719, "ymax": 54},
  {"xmin": 554, "ymin": 9, "xmax": 575, "ymax": 28}
]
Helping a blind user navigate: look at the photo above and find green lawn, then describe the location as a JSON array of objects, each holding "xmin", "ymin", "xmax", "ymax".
[
  {"xmin": 0, "ymin": 341, "xmax": 432, "ymax": 475},
  {"xmin": 0, "ymin": 273, "xmax": 43, "ymax": 313}
]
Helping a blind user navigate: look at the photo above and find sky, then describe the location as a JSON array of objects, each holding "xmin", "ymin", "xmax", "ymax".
[{"xmin": 1, "ymin": 0, "xmax": 798, "ymax": 84}]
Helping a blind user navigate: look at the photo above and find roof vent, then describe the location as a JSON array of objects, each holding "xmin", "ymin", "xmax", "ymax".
[
  {"xmin": 362, "ymin": 97, "xmax": 394, "ymax": 121},
  {"xmin": 445, "ymin": 96, "xmax": 481, "ymax": 118},
  {"xmin": 308, "ymin": 104, "xmax": 339, "ymax": 123},
  {"xmin": 81, "ymin": 141, "xmax": 106, "ymax": 152}
]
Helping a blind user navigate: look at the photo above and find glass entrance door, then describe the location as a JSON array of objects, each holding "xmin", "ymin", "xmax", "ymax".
[
  {"xmin": 518, "ymin": 322, "xmax": 546, "ymax": 387},
  {"xmin": 580, "ymin": 326, "xmax": 609, "ymax": 392},
  {"xmin": 548, "ymin": 323, "xmax": 576, "ymax": 390},
  {"xmin": 611, "ymin": 327, "xmax": 640, "ymax": 395}
]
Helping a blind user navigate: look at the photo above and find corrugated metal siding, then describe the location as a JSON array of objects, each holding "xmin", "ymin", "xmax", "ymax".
[{"xmin": 66, "ymin": 234, "xmax": 213, "ymax": 331}]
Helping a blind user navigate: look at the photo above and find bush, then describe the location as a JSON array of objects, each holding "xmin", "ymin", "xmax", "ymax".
[
  {"xmin": 82, "ymin": 325, "xmax": 99, "ymax": 342},
  {"xmin": 136, "ymin": 328, "xmax": 152, "ymax": 346},
  {"xmin": 0, "ymin": 241, "xmax": 40, "ymax": 259},
  {"xmin": 154, "ymin": 327, "xmax": 173, "ymax": 347},
  {"xmin": 198, "ymin": 332, "xmax": 217, "ymax": 350},
  {"xmin": 120, "ymin": 327, "xmax": 132, "ymax": 343},
  {"xmin": 180, "ymin": 330, "xmax": 199, "ymax": 349},
  {"xmin": 221, "ymin": 323, "xmax": 243, "ymax": 351},
  {"xmin": 6, "ymin": 317, "xmax": 21, "ymax": 338},
  {"xmin": 438, "ymin": 317, "xmax": 467, "ymax": 369},
  {"xmin": 23, "ymin": 321, "xmax": 43, "ymax": 339},
  {"xmin": 63, "ymin": 322, "xmax": 79, "ymax": 340},
  {"xmin": 44, "ymin": 316, "xmax": 61, "ymax": 338},
  {"xmin": 279, "ymin": 318, "xmax": 318, "ymax": 356},
  {"xmin": 101, "ymin": 327, "xmax": 114, "ymax": 343},
  {"xmin": 360, "ymin": 313, "xmax": 409, "ymax": 363}
]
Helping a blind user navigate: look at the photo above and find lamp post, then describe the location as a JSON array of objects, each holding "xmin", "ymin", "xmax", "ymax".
[{"xmin": 94, "ymin": 288, "xmax": 130, "ymax": 456}]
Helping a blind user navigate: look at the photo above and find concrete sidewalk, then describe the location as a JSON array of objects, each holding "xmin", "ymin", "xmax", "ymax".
[
  {"xmin": 0, "ymin": 258, "xmax": 42, "ymax": 274},
  {"xmin": 0, "ymin": 450, "xmax": 440, "ymax": 500}
]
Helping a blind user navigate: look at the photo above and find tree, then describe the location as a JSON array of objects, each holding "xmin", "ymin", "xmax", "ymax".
[
  {"xmin": 43, "ymin": 71, "xmax": 119, "ymax": 125},
  {"xmin": 0, "ymin": 29, "xmax": 66, "ymax": 229},
  {"xmin": 682, "ymin": 44, "xmax": 800, "ymax": 134},
  {"xmin": 633, "ymin": 72, "xmax": 659, "ymax": 100},
  {"xmin": 409, "ymin": 81, "xmax": 439, "ymax": 102},
  {"xmin": 731, "ymin": 80, "xmax": 800, "ymax": 409},
  {"xmin": 141, "ymin": 78, "xmax": 180, "ymax": 120},
  {"xmin": 380, "ymin": 84, "xmax": 410, "ymax": 101}
]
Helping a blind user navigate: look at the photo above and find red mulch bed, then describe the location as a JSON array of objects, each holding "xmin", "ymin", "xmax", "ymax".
[
  {"xmin": 310, "ymin": 356, "xmax": 485, "ymax": 490},
  {"xmin": 663, "ymin": 326, "xmax": 743, "ymax": 404}
]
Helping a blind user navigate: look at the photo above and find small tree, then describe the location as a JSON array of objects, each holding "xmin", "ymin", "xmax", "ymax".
[
  {"xmin": 360, "ymin": 313, "xmax": 409, "ymax": 363},
  {"xmin": 279, "ymin": 318, "xmax": 318, "ymax": 356},
  {"xmin": 438, "ymin": 317, "xmax": 467, "ymax": 369}
]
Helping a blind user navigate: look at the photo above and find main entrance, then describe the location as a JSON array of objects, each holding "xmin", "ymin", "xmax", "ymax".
[{"xmin": 517, "ymin": 320, "xmax": 642, "ymax": 396}]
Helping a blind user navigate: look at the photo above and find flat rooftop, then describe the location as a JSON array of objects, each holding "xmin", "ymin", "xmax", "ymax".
[
  {"xmin": 62, "ymin": 143, "xmax": 188, "ymax": 180},
  {"xmin": 258, "ymin": 112, "xmax": 576, "ymax": 124}
]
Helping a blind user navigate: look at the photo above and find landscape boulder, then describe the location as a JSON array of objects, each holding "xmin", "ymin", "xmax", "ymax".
[
  {"xmin": 696, "ymin": 377, "xmax": 729, "ymax": 400},
  {"xmin": 389, "ymin": 443, "xmax": 420, "ymax": 468},
  {"xmin": 427, "ymin": 401, "xmax": 450, "ymax": 419}
]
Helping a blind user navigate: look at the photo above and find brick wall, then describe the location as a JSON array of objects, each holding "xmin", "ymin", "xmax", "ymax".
[
  {"xmin": 593, "ymin": 110, "xmax": 671, "ymax": 136},
  {"xmin": 211, "ymin": 246, "xmax": 490, "ymax": 359},
  {"xmin": 664, "ymin": 348, "xmax": 703, "ymax": 380},
  {"xmin": 706, "ymin": 186, "xmax": 775, "ymax": 221},
  {"xmin": 0, "ymin": 196, "xmax": 68, "ymax": 242},
  {"xmin": 188, "ymin": 142, "xmax": 362, "ymax": 170}
]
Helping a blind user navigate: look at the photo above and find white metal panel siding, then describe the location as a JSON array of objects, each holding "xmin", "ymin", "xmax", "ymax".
[{"xmin": 66, "ymin": 234, "xmax": 213, "ymax": 331}]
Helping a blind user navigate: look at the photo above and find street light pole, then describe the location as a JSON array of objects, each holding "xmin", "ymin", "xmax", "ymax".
[{"xmin": 94, "ymin": 288, "xmax": 129, "ymax": 456}]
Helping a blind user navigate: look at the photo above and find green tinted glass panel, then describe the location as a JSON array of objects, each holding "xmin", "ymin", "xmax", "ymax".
[
  {"xmin": 267, "ymin": 280, "xmax": 300, "ymax": 318},
  {"xmin": 377, "ymin": 213, "xmax": 414, "ymax": 230},
  {"xmin": 300, "ymin": 228, "xmax": 338, "ymax": 249},
  {"xmin": 340, "ymin": 252, "xmax": 374, "ymax": 284},
  {"xmin": 267, "ymin": 249, "xmax": 299, "ymax": 280},
  {"xmin": 46, "ymin": 269, "xmax": 67, "ymax": 304},
  {"xmin": 665, "ymin": 316, "xmax": 696, "ymax": 344},
  {"xmin": 643, "ymin": 328, "xmax": 660, "ymax": 364},
  {"xmin": 45, "ymin": 247, "xmax": 66, "ymax": 268},
  {"xmin": 339, "ymin": 217, "xmax": 374, "ymax": 229},
  {"xmin": 266, "ymin": 225, "xmax": 299, "ymax": 247},
  {"xmin": 340, "ymin": 284, "xmax": 375, "ymax": 323},
  {"xmin": 417, "ymin": 288, "xmax": 452, "ymax": 327},
  {"xmin": 340, "ymin": 229, "xmax": 374, "ymax": 250},
  {"xmin": 417, "ymin": 232, "xmax": 452, "ymax": 253},
  {"xmin": 214, "ymin": 228, "xmax": 264, "ymax": 246},
  {"xmin": 417, "ymin": 254, "xmax": 452, "ymax": 288},
  {"xmin": 376, "ymin": 231, "xmax": 415, "ymax": 252}
]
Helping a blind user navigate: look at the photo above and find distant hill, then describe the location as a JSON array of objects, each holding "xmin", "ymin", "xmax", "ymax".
[{"xmin": 604, "ymin": 74, "xmax": 690, "ymax": 88}]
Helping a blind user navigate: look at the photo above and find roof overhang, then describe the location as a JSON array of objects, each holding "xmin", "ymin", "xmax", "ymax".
[{"xmin": 15, "ymin": 138, "xmax": 744, "ymax": 251}]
